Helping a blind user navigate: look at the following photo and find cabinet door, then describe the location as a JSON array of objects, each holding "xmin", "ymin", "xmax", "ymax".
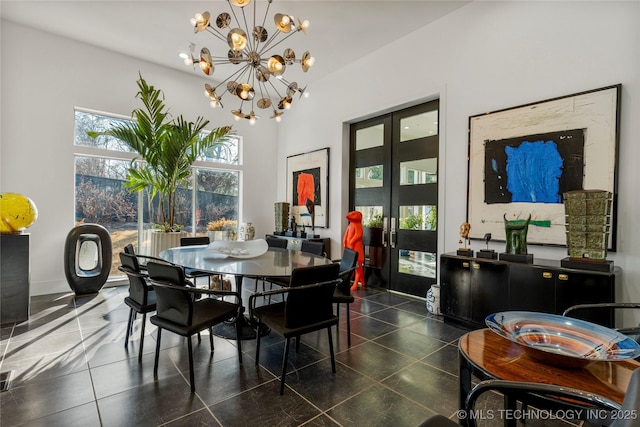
[
  {"xmin": 470, "ymin": 260, "xmax": 509, "ymax": 324},
  {"xmin": 555, "ymin": 270, "xmax": 615, "ymax": 327},
  {"xmin": 509, "ymin": 265, "xmax": 556, "ymax": 313},
  {"xmin": 440, "ymin": 256, "xmax": 471, "ymax": 321}
]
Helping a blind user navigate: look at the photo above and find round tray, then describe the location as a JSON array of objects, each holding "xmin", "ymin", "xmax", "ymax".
[{"xmin": 485, "ymin": 311, "xmax": 640, "ymax": 368}]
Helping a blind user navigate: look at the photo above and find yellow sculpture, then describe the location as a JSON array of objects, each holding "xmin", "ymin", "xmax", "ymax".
[{"xmin": 0, "ymin": 193, "xmax": 38, "ymax": 233}]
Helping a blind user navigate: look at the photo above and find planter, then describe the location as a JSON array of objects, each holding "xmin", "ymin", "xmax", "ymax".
[
  {"xmin": 143, "ymin": 229, "xmax": 187, "ymax": 257},
  {"xmin": 208, "ymin": 230, "xmax": 233, "ymax": 242}
]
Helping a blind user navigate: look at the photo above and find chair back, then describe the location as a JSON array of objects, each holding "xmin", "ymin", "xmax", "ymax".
[
  {"xmin": 124, "ymin": 243, "xmax": 136, "ymax": 255},
  {"xmin": 337, "ymin": 248, "xmax": 359, "ymax": 295},
  {"xmin": 180, "ymin": 236, "xmax": 210, "ymax": 246},
  {"xmin": 147, "ymin": 262, "xmax": 193, "ymax": 326},
  {"xmin": 300, "ymin": 240, "xmax": 324, "ymax": 256},
  {"xmin": 266, "ymin": 237, "xmax": 288, "ymax": 249},
  {"xmin": 119, "ymin": 252, "xmax": 150, "ymax": 305},
  {"xmin": 285, "ymin": 263, "xmax": 339, "ymax": 329}
]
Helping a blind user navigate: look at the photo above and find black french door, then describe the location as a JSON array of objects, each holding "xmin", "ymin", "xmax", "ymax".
[{"xmin": 350, "ymin": 100, "xmax": 439, "ymax": 297}]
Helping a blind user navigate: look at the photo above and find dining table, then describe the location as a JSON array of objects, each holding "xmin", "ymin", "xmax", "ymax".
[{"xmin": 159, "ymin": 244, "xmax": 334, "ymax": 340}]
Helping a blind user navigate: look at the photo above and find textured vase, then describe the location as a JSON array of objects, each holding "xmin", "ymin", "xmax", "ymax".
[
  {"xmin": 563, "ymin": 190, "xmax": 612, "ymax": 259},
  {"xmin": 239, "ymin": 222, "xmax": 255, "ymax": 241},
  {"xmin": 274, "ymin": 202, "xmax": 290, "ymax": 233}
]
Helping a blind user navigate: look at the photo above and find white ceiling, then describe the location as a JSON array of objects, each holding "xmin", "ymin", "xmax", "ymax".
[{"xmin": 0, "ymin": 1, "xmax": 470, "ymax": 83}]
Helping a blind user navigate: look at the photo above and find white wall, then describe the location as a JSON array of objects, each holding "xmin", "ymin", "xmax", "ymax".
[
  {"xmin": 278, "ymin": 1, "xmax": 640, "ymax": 318},
  {"xmin": 0, "ymin": 20, "xmax": 278, "ymax": 294}
]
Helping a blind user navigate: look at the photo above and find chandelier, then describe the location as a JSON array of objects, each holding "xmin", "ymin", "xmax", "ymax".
[{"xmin": 180, "ymin": 0, "xmax": 314, "ymax": 124}]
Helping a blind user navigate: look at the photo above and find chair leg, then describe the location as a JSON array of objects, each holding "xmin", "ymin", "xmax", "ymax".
[
  {"xmin": 197, "ymin": 332, "xmax": 201, "ymax": 343},
  {"xmin": 187, "ymin": 335, "xmax": 195, "ymax": 393},
  {"xmin": 154, "ymin": 328, "xmax": 162, "ymax": 376},
  {"xmin": 280, "ymin": 338, "xmax": 291, "ymax": 395},
  {"xmin": 255, "ymin": 328, "xmax": 261, "ymax": 366},
  {"xmin": 124, "ymin": 308, "xmax": 134, "ymax": 348},
  {"xmin": 327, "ymin": 327, "xmax": 336, "ymax": 373},
  {"xmin": 236, "ymin": 320, "xmax": 243, "ymax": 364},
  {"xmin": 138, "ymin": 313, "xmax": 146, "ymax": 363},
  {"xmin": 130, "ymin": 312, "xmax": 136, "ymax": 335},
  {"xmin": 346, "ymin": 304, "xmax": 351, "ymax": 347},
  {"xmin": 209, "ymin": 327, "xmax": 214, "ymax": 352}
]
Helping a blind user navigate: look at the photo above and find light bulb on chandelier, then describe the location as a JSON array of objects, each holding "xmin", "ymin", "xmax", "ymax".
[{"xmin": 180, "ymin": 0, "xmax": 314, "ymax": 123}]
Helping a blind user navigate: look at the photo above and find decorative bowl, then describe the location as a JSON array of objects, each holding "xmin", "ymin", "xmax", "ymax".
[
  {"xmin": 485, "ymin": 311, "xmax": 640, "ymax": 369},
  {"xmin": 204, "ymin": 238, "xmax": 268, "ymax": 259}
]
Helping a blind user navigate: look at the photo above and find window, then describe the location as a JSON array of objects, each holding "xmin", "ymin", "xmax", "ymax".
[{"xmin": 74, "ymin": 109, "xmax": 241, "ymax": 278}]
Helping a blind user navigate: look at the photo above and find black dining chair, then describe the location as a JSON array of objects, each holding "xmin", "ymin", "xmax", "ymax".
[
  {"xmin": 249, "ymin": 263, "xmax": 340, "ymax": 394},
  {"xmin": 300, "ymin": 240, "xmax": 325, "ymax": 257},
  {"xmin": 255, "ymin": 237, "xmax": 290, "ymax": 294},
  {"xmin": 146, "ymin": 261, "xmax": 243, "ymax": 393},
  {"xmin": 419, "ymin": 368, "xmax": 640, "ymax": 427},
  {"xmin": 180, "ymin": 236, "xmax": 218, "ymax": 288},
  {"xmin": 118, "ymin": 252, "xmax": 157, "ymax": 362},
  {"xmin": 333, "ymin": 248, "xmax": 359, "ymax": 346},
  {"xmin": 123, "ymin": 243, "xmax": 170, "ymax": 272},
  {"xmin": 563, "ymin": 303, "xmax": 640, "ymax": 342},
  {"xmin": 266, "ymin": 236, "xmax": 288, "ymax": 249},
  {"xmin": 265, "ymin": 239, "xmax": 327, "ymax": 291}
]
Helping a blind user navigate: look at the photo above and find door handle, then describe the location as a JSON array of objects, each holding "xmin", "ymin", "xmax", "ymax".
[
  {"xmin": 390, "ymin": 217, "xmax": 397, "ymax": 248},
  {"xmin": 382, "ymin": 216, "xmax": 388, "ymax": 248}
]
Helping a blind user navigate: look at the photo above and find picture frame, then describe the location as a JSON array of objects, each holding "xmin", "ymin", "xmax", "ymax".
[
  {"xmin": 467, "ymin": 84, "xmax": 620, "ymax": 249},
  {"xmin": 286, "ymin": 147, "xmax": 330, "ymax": 229}
]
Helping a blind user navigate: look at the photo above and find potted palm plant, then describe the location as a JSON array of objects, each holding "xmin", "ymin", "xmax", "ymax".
[{"xmin": 88, "ymin": 74, "xmax": 231, "ymax": 255}]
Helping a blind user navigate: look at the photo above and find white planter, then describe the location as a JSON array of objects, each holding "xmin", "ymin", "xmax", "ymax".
[
  {"xmin": 208, "ymin": 230, "xmax": 231, "ymax": 241},
  {"xmin": 142, "ymin": 230, "xmax": 187, "ymax": 257}
]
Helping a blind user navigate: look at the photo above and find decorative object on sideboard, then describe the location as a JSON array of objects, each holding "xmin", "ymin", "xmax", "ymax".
[
  {"xmin": 182, "ymin": 0, "xmax": 314, "ymax": 124},
  {"xmin": 273, "ymin": 202, "xmax": 289, "ymax": 235},
  {"xmin": 0, "ymin": 193, "xmax": 38, "ymax": 234},
  {"xmin": 456, "ymin": 222, "xmax": 474, "ymax": 257},
  {"xmin": 499, "ymin": 214, "xmax": 533, "ymax": 263},
  {"xmin": 477, "ymin": 232, "xmax": 497, "ymax": 259},
  {"xmin": 303, "ymin": 198, "xmax": 319, "ymax": 238},
  {"xmin": 561, "ymin": 190, "xmax": 614, "ymax": 272}
]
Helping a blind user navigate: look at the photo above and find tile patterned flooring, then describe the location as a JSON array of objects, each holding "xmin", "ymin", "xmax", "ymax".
[{"xmin": 0, "ymin": 282, "xmax": 472, "ymax": 426}]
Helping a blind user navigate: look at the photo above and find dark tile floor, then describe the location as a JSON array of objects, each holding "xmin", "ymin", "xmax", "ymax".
[{"xmin": 0, "ymin": 282, "xmax": 472, "ymax": 427}]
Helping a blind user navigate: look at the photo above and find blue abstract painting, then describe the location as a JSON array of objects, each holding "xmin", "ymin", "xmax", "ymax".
[
  {"xmin": 505, "ymin": 141, "xmax": 563, "ymax": 203},
  {"xmin": 484, "ymin": 129, "xmax": 585, "ymax": 204}
]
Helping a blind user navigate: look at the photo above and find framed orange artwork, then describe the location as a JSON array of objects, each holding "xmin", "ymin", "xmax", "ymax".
[{"xmin": 286, "ymin": 147, "xmax": 329, "ymax": 228}]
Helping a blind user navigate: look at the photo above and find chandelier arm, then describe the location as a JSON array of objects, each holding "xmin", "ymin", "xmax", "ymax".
[
  {"xmin": 258, "ymin": 29, "xmax": 302, "ymax": 56},
  {"xmin": 265, "ymin": 77, "xmax": 285, "ymax": 99},
  {"xmin": 213, "ymin": 64, "xmax": 252, "ymax": 91},
  {"xmin": 204, "ymin": 27, "xmax": 228, "ymax": 44},
  {"xmin": 226, "ymin": 0, "xmax": 243, "ymax": 30},
  {"xmin": 256, "ymin": 31, "xmax": 282, "ymax": 56}
]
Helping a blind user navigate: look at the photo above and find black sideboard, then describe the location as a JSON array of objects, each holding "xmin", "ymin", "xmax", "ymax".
[{"xmin": 439, "ymin": 253, "xmax": 619, "ymax": 329}]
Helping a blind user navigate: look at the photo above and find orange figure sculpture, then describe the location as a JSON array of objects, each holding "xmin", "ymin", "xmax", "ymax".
[{"xmin": 343, "ymin": 211, "xmax": 365, "ymax": 291}]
